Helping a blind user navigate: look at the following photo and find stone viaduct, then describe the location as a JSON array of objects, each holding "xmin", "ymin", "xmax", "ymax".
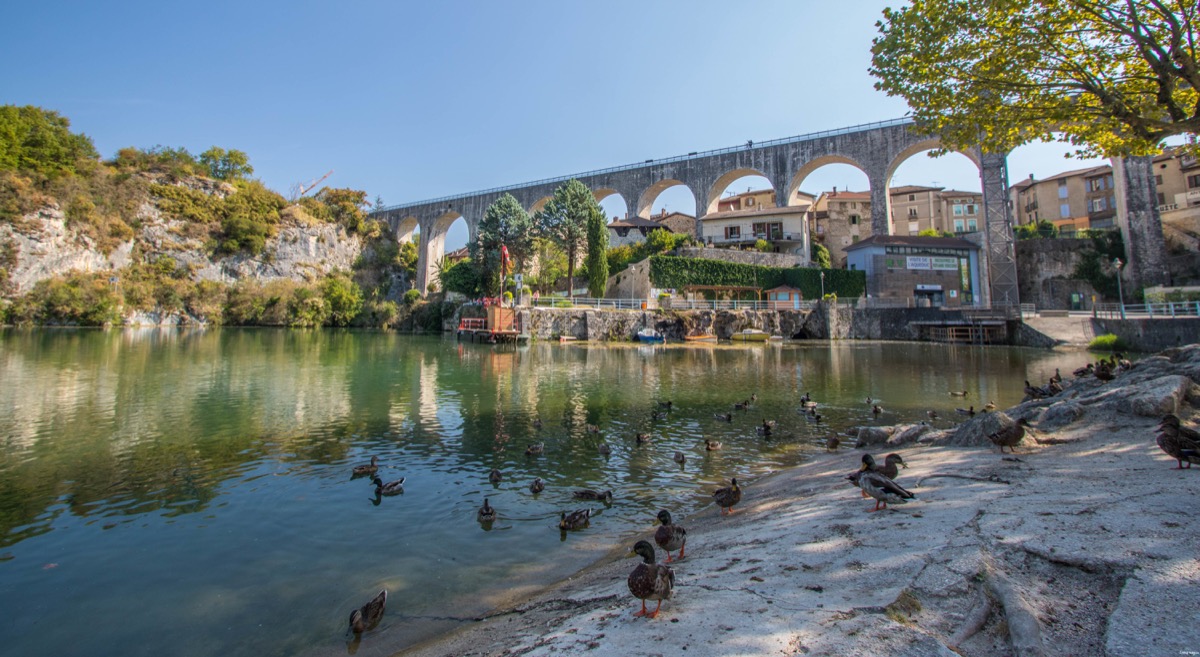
[{"xmin": 372, "ymin": 118, "xmax": 1167, "ymax": 304}]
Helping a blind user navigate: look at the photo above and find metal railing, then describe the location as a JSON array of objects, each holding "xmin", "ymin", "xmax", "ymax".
[
  {"xmin": 374, "ymin": 117, "xmax": 915, "ymax": 214},
  {"xmin": 1094, "ymin": 301, "xmax": 1200, "ymax": 319}
]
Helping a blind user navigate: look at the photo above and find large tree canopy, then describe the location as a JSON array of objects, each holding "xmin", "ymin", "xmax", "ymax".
[
  {"xmin": 534, "ymin": 179, "xmax": 600, "ymax": 297},
  {"xmin": 472, "ymin": 193, "xmax": 534, "ymax": 297},
  {"xmin": 871, "ymin": 0, "xmax": 1199, "ymax": 157},
  {"xmin": 0, "ymin": 105, "xmax": 98, "ymax": 177}
]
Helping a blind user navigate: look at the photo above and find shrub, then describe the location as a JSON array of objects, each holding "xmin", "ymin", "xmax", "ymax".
[
  {"xmin": 18, "ymin": 272, "xmax": 122, "ymax": 325},
  {"xmin": 1088, "ymin": 333, "xmax": 1128, "ymax": 352},
  {"xmin": 321, "ymin": 271, "xmax": 363, "ymax": 326},
  {"xmin": 403, "ymin": 289, "xmax": 421, "ymax": 307},
  {"xmin": 649, "ymin": 256, "xmax": 866, "ymax": 299},
  {"xmin": 754, "ymin": 239, "xmax": 772, "ymax": 252},
  {"xmin": 439, "ymin": 259, "xmax": 480, "ymax": 296}
]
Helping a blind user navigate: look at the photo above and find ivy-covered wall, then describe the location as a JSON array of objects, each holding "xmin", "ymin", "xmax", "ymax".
[{"xmin": 648, "ymin": 256, "xmax": 865, "ymax": 299}]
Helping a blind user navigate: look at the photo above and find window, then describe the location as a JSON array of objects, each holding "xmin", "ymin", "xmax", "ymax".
[
  {"xmin": 1058, "ymin": 180, "xmax": 1069, "ymax": 198},
  {"xmin": 908, "ymin": 194, "xmax": 916, "ymax": 202},
  {"xmin": 850, "ymin": 215, "xmax": 860, "ymax": 225},
  {"xmin": 953, "ymin": 205, "xmax": 964, "ymax": 216},
  {"xmin": 851, "ymin": 235, "xmax": 860, "ymax": 243},
  {"xmin": 965, "ymin": 204, "xmax": 976, "ymax": 215},
  {"xmin": 1155, "ymin": 175, "xmax": 1163, "ymax": 186},
  {"xmin": 1157, "ymin": 192, "xmax": 1166, "ymax": 206},
  {"xmin": 953, "ymin": 219, "xmax": 965, "ymax": 232},
  {"xmin": 851, "ymin": 202, "xmax": 858, "ymax": 209},
  {"xmin": 967, "ymin": 219, "xmax": 978, "ymax": 231},
  {"xmin": 908, "ymin": 207, "xmax": 918, "ymax": 217},
  {"xmin": 724, "ymin": 226, "xmax": 741, "ymax": 239},
  {"xmin": 1089, "ymin": 197, "xmax": 1107, "ymax": 213},
  {"xmin": 1060, "ymin": 203, "xmax": 1070, "ymax": 218},
  {"xmin": 1188, "ymin": 174, "xmax": 1200, "ymax": 189}
]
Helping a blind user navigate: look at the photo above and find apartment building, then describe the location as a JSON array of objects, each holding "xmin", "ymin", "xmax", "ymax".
[{"xmin": 701, "ymin": 188, "xmax": 813, "ymax": 260}]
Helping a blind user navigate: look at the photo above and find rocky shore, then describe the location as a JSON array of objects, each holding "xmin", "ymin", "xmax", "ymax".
[{"xmin": 395, "ymin": 344, "xmax": 1200, "ymax": 657}]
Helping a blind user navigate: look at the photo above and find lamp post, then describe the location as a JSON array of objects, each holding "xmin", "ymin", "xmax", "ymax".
[
  {"xmin": 819, "ymin": 270, "xmax": 825, "ymax": 300},
  {"xmin": 1113, "ymin": 258, "xmax": 1125, "ymax": 319}
]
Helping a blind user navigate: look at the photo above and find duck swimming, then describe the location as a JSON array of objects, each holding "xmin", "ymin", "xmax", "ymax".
[
  {"xmin": 352, "ymin": 455, "xmax": 379, "ymax": 478},
  {"xmin": 371, "ymin": 476, "xmax": 405, "ymax": 496},
  {"xmin": 477, "ymin": 498, "xmax": 497, "ymax": 523},
  {"xmin": 348, "ymin": 589, "xmax": 387, "ymax": 635}
]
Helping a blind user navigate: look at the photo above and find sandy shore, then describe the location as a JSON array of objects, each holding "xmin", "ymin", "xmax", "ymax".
[{"xmin": 394, "ymin": 351, "xmax": 1200, "ymax": 657}]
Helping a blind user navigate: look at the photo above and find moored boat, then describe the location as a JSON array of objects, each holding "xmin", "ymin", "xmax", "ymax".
[
  {"xmin": 730, "ymin": 329, "xmax": 769, "ymax": 342},
  {"xmin": 637, "ymin": 328, "xmax": 665, "ymax": 343}
]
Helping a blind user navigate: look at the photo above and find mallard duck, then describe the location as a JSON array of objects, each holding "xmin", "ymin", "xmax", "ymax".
[
  {"xmin": 636, "ymin": 433, "xmax": 652, "ymax": 445},
  {"xmin": 1095, "ymin": 361, "xmax": 1115, "ymax": 381},
  {"xmin": 673, "ymin": 451, "xmax": 686, "ymax": 466},
  {"xmin": 756, "ymin": 424, "xmax": 773, "ymax": 436},
  {"xmin": 956, "ymin": 406, "xmax": 975, "ymax": 416},
  {"xmin": 529, "ymin": 477, "xmax": 545, "ymax": 494},
  {"xmin": 802, "ymin": 400, "xmax": 818, "ymax": 409},
  {"xmin": 714, "ymin": 412, "xmax": 733, "ymax": 422},
  {"xmin": 983, "ymin": 401, "xmax": 997, "ymax": 412},
  {"xmin": 761, "ymin": 419, "xmax": 776, "ymax": 429},
  {"xmin": 477, "ymin": 498, "xmax": 497, "ymax": 523},
  {"xmin": 627, "ymin": 539, "xmax": 674, "ymax": 619},
  {"xmin": 712, "ymin": 478, "xmax": 741, "ymax": 514},
  {"xmin": 559, "ymin": 508, "xmax": 590, "ymax": 530},
  {"xmin": 749, "ymin": 393, "xmax": 758, "ymax": 403},
  {"xmin": 826, "ymin": 432, "xmax": 841, "ymax": 451},
  {"xmin": 734, "ymin": 400, "xmax": 750, "ymax": 411},
  {"xmin": 1073, "ymin": 363, "xmax": 1094, "ymax": 378},
  {"xmin": 525, "ymin": 442, "xmax": 544, "ymax": 456},
  {"xmin": 1116, "ymin": 353, "xmax": 1132, "ymax": 371},
  {"xmin": 854, "ymin": 456, "xmax": 916, "ymax": 512},
  {"xmin": 1158, "ymin": 414, "xmax": 1200, "ymax": 469},
  {"xmin": 806, "ymin": 411, "xmax": 823, "ymax": 422},
  {"xmin": 586, "ymin": 423, "xmax": 601, "ymax": 434},
  {"xmin": 597, "ymin": 441, "xmax": 612, "ymax": 456},
  {"xmin": 488, "ymin": 469, "xmax": 503, "ymax": 484},
  {"xmin": 352, "ymin": 455, "xmax": 379, "ymax": 478},
  {"xmin": 371, "ymin": 476, "xmax": 405, "ymax": 496},
  {"xmin": 349, "ymin": 589, "xmax": 387, "ymax": 634},
  {"xmin": 658, "ymin": 400, "xmax": 673, "ymax": 409},
  {"xmin": 1047, "ymin": 379, "xmax": 1063, "ymax": 395},
  {"xmin": 988, "ymin": 418, "xmax": 1031, "ymax": 453},
  {"xmin": 654, "ymin": 510, "xmax": 687, "ymax": 562},
  {"xmin": 949, "ymin": 390, "xmax": 968, "ymax": 397},
  {"xmin": 875, "ymin": 453, "xmax": 907, "ymax": 480},
  {"xmin": 573, "ymin": 488, "xmax": 613, "ymax": 502},
  {"xmin": 872, "ymin": 404, "xmax": 883, "ymax": 416},
  {"xmin": 800, "ymin": 392, "xmax": 812, "ymax": 403},
  {"xmin": 927, "ymin": 410, "xmax": 939, "ymax": 421},
  {"xmin": 705, "ymin": 439, "xmax": 723, "ymax": 451},
  {"xmin": 1051, "ymin": 368, "xmax": 1063, "ymax": 384},
  {"xmin": 1023, "ymin": 380, "xmax": 1048, "ymax": 399}
]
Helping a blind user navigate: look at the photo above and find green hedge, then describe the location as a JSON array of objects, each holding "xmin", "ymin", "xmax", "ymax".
[{"xmin": 648, "ymin": 256, "xmax": 865, "ymax": 299}]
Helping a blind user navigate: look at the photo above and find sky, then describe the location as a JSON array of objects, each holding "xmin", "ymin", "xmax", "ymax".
[{"xmin": 0, "ymin": 0, "xmax": 1108, "ymax": 250}]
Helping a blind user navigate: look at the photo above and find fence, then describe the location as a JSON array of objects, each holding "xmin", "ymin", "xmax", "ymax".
[{"xmin": 1093, "ymin": 301, "xmax": 1200, "ymax": 319}]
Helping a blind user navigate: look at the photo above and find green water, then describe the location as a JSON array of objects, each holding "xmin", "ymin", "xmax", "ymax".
[{"xmin": 0, "ymin": 329, "xmax": 1083, "ymax": 656}]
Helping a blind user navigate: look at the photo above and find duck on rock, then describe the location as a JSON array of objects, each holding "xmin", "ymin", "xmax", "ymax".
[
  {"xmin": 627, "ymin": 540, "xmax": 674, "ymax": 619},
  {"xmin": 654, "ymin": 510, "xmax": 687, "ymax": 562}
]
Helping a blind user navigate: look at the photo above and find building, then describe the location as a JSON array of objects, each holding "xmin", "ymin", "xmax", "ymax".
[
  {"xmin": 1151, "ymin": 146, "xmax": 1200, "ymax": 236},
  {"xmin": 607, "ymin": 215, "xmax": 671, "ymax": 248},
  {"xmin": 810, "ymin": 189, "xmax": 873, "ymax": 268},
  {"xmin": 1009, "ymin": 165, "xmax": 1102, "ymax": 232},
  {"xmin": 939, "ymin": 190, "xmax": 983, "ymax": 235},
  {"xmin": 701, "ymin": 189, "xmax": 812, "ymax": 261},
  {"xmin": 845, "ymin": 235, "xmax": 982, "ymax": 307}
]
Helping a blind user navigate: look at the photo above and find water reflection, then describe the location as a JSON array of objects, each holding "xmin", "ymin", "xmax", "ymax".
[{"xmin": 0, "ymin": 329, "xmax": 1090, "ymax": 657}]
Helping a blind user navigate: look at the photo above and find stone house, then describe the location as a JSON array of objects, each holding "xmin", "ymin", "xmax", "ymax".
[
  {"xmin": 811, "ymin": 189, "xmax": 873, "ymax": 268},
  {"xmin": 607, "ymin": 215, "xmax": 671, "ymax": 248}
]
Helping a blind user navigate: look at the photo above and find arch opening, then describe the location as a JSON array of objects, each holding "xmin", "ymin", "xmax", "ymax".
[
  {"xmin": 637, "ymin": 180, "xmax": 698, "ymax": 240},
  {"xmin": 793, "ymin": 161, "xmax": 872, "ymax": 269},
  {"xmin": 887, "ymin": 149, "xmax": 982, "ymax": 237}
]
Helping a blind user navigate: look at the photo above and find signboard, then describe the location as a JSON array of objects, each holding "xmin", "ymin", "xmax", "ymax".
[
  {"xmin": 931, "ymin": 257, "xmax": 959, "ymax": 271},
  {"xmin": 906, "ymin": 256, "xmax": 931, "ymax": 270},
  {"xmin": 916, "ymin": 284, "xmax": 942, "ymax": 291}
]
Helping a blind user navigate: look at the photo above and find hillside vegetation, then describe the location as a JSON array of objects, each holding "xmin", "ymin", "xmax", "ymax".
[{"xmin": 0, "ymin": 105, "xmax": 421, "ymax": 327}]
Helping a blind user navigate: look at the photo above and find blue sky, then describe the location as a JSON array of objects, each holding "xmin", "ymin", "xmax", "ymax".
[{"xmin": 1, "ymin": 0, "xmax": 1105, "ymax": 249}]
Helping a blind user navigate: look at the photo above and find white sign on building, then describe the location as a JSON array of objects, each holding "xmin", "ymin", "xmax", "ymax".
[{"xmin": 906, "ymin": 256, "xmax": 931, "ymax": 270}]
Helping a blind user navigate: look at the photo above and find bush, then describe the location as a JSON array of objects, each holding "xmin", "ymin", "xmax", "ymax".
[
  {"xmin": 439, "ymin": 259, "xmax": 480, "ymax": 296},
  {"xmin": 321, "ymin": 271, "xmax": 363, "ymax": 326},
  {"xmin": 1014, "ymin": 220, "xmax": 1059, "ymax": 240},
  {"xmin": 649, "ymin": 256, "xmax": 866, "ymax": 299},
  {"xmin": 403, "ymin": 289, "xmax": 421, "ymax": 307},
  {"xmin": 502, "ymin": 291, "xmax": 513, "ymax": 303},
  {"xmin": 1088, "ymin": 333, "xmax": 1128, "ymax": 352},
  {"xmin": 14, "ymin": 272, "xmax": 122, "ymax": 325},
  {"xmin": 754, "ymin": 239, "xmax": 772, "ymax": 253}
]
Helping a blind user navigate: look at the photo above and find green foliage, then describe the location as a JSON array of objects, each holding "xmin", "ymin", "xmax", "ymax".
[
  {"xmin": 811, "ymin": 242, "xmax": 832, "ymax": 269},
  {"xmin": 112, "ymin": 145, "xmax": 206, "ymax": 180},
  {"xmin": 917, "ymin": 228, "xmax": 954, "ymax": 238},
  {"xmin": 585, "ymin": 201, "xmax": 609, "ymax": 297},
  {"xmin": 321, "ymin": 271, "xmax": 363, "ymax": 326},
  {"xmin": 0, "ymin": 105, "xmax": 98, "ymax": 178},
  {"xmin": 1143, "ymin": 288, "xmax": 1200, "ymax": 303},
  {"xmin": 1088, "ymin": 334, "xmax": 1129, "ymax": 352},
  {"xmin": 439, "ymin": 258, "xmax": 481, "ymax": 296},
  {"xmin": 403, "ymin": 289, "xmax": 421, "ymax": 307},
  {"xmin": 1071, "ymin": 230, "xmax": 1125, "ymax": 300},
  {"xmin": 151, "ymin": 179, "xmax": 286, "ymax": 255},
  {"xmin": 11, "ymin": 272, "xmax": 122, "ymax": 325},
  {"xmin": 606, "ymin": 230, "xmax": 691, "ymax": 277},
  {"xmin": 0, "ymin": 238, "xmax": 16, "ymax": 292},
  {"xmin": 473, "ymin": 193, "xmax": 535, "ymax": 296},
  {"xmin": 530, "ymin": 238, "xmax": 569, "ymax": 294},
  {"xmin": 314, "ymin": 188, "xmax": 380, "ymax": 236},
  {"xmin": 398, "ymin": 240, "xmax": 418, "ymax": 279},
  {"xmin": 198, "ymin": 147, "xmax": 253, "ymax": 181},
  {"xmin": 870, "ymin": 0, "xmax": 1199, "ymax": 158},
  {"xmin": 754, "ymin": 239, "xmax": 772, "ymax": 253},
  {"xmin": 1014, "ymin": 220, "xmax": 1059, "ymax": 240},
  {"xmin": 649, "ymin": 256, "xmax": 866, "ymax": 299},
  {"xmin": 535, "ymin": 179, "xmax": 599, "ymax": 296}
]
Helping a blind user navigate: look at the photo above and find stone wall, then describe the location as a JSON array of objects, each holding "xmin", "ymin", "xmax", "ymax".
[
  {"xmin": 1091, "ymin": 318, "xmax": 1200, "ymax": 353},
  {"xmin": 1015, "ymin": 238, "xmax": 1098, "ymax": 309},
  {"xmin": 674, "ymin": 247, "xmax": 806, "ymax": 268}
]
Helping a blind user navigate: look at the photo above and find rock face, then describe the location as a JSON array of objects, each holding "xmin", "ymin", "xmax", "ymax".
[{"xmin": 1, "ymin": 206, "xmax": 134, "ymax": 294}]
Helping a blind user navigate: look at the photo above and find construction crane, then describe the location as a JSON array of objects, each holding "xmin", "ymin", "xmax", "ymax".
[{"xmin": 296, "ymin": 170, "xmax": 333, "ymax": 198}]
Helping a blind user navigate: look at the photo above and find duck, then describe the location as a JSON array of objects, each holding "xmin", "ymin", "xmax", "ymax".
[
  {"xmin": 585, "ymin": 423, "xmax": 601, "ymax": 434},
  {"xmin": 801, "ymin": 399, "xmax": 819, "ymax": 409},
  {"xmin": 712, "ymin": 478, "xmax": 742, "ymax": 515},
  {"xmin": 654, "ymin": 510, "xmax": 687, "ymax": 562},
  {"xmin": 875, "ymin": 453, "xmax": 908, "ymax": 480},
  {"xmin": 529, "ymin": 477, "xmax": 545, "ymax": 494},
  {"xmin": 371, "ymin": 476, "xmax": 405, "ymax": 496},
  {"xmin": 1157, "ymin": 414, "xmax": 1200, "ymax": 469},
  {"xmin": 761, "ymin": 419, "xmax": 776, "ymax": 430},
  {"xmin": 1047, "ymin": 378, "xmax": 1064, "ymax": 395},
  {"xmin": 872, "ymin": 404, "xmax": 883, "ymax": 416},
  {"xmin": 1023, "ymin": 380, "xmax": 1048, "ymax": 399},
  {"xmin": 673, "ymin": 451, "xmax": 687, "ymax": 466},
  {"xmin": 853, "ymin": 455, "xmax": 916, "ymax": 512},
  {"xmin": 988, "ymin": 418, "xmax": 1031, "ymax": 453},
  {"xmin": 806, "ymin": 411, "xmax": 823, "ymax": 422},
  {"xmin": 348, "ymin": 589, "xmax": 387, "ymax": 635},
  {"xmin": 705, "ymin": 439, "xmax": 723, "ymax": 451},
  {"xmin": 714, "ymin": 412, "xmax": 733, "ymax": 422},
  {"xmin": 1051, "ymin": 368, "xmax": 1063, "ymax": 384},
  {"xmin": 597, "ymin": 441, "xmax": 612, "ymax": 456},
  {"xmin": 636, "ymin": 432, "xmax": 652, "ymax": 445},
  {"xmin": 749, "ymin": 393, "xmax": 758, "ymax": 403},
  {"xmin": 734, "ymin": 400, "xmax": 750, "ymax": 411},
  {"xmin": 1094, "ymin": 360, "xmax": 1115, "ymax": 381},
  {"xmin": 949, "ymin": 390, "xmax": 968, "ymax": 397},
  {"xmin": 559, "ymin": 508, "xmax": 591, "ymax": 531},
  {"xmin": 573, "ymin": 488, "xmax": 614, "ymax": 502},
  {"xmin": 756, "ymin": 424, "xmax": 773, "ymax": 436},
  {"xmin": 477, "ymin": 498, "xmax": 497, "ymax": 523},
  {"xmin": 927, "ymin": 410, "xmax": 939, "ymax": 421},
  {"xmin": 826, "ymin": 432, "xmax": 841, "ymax": 451},
  {"xmin": 627, "ymin": 539, "xmax": 675, "ymax": 619},
  {"xmin": 1116, "ymin": 353, "xmax": 1133, "ymax": 371},
  {"xmin": 800, "ymin": 392, "xmax": 812, "ymax": 404},
  {"xmin": 983, "ymin": 400, "xmax": 997, "ymax": 412},
  {"xmin": 525, "ymin": 442, "xmax": 545, "ymax": 456},
  {"xmin": 956, "ymin": 406, "xmax": 975, "ymax": 416},
  {"xmin": 533, "ymin": 417, "xmax": 544, "ymax": 429},
  {"xmin": 865, "ymin": 396, "xmax": 874, "ymax": 404},
  {"xmin": 658, "ymin": 400, "xmax": 673, "ymax": 409},
  {"xmin": 352, "ymin": 455, "xmax": 379, "ymax": 478},
  {"xmin": 651, "ymin": 410, "xmax": 667, "ymax": 421},
  {"xmin": 1073, "ymin": 363, "xmax": 1094, "ymax": 378},
  {"xmin": 488, "ymin": 469, "xmax": 503, "ymax": 484}
]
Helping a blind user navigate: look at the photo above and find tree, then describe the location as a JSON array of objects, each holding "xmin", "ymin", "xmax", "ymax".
[
  {"xmin": 321, "ymin": 271, "xmax": 364, "ymax": 326},
  {"xmin": 473, "ymin": 193, "xmax": 535, "ymax": 297},
  {"xmin": 199, "ymin": 147, "xmax": 254, "ymax": 181},
  {"xmin": 0, "ymin": 105, "xmax": 98, "ymax": 177},
  {"xmin": 871, "ymin": 0, "xmax": 1199, "ymax": 158},
  {"xmin": 1014, "ymin": 219, "xmax": 1060, "ymax": 240},
  {"xmin": 535, "ymin": 179, "xmax": 598, "ymax": 297},
  {"xmin": 530, "ymin": 238, "xmax": 569, "ymax": 295},
  {"xmin": 584, "ymin": 202, "xmax": 609, "ymax": 297},
  {"xmin": 917, "ymin": 228, "xmax": 954, "ymax": 238},
  {"xmin": 811, "ymin": 242, "xmax": 832, "ymax": 269}
]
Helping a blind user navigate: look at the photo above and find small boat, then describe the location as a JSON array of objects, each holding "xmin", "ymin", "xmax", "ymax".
[
  {"xmin": 684, "ymin": 332, "xmax": 717, "ymax": 343},
  {"xmin": 637, "ymin": 328, "xmax": 665, "ymax": 343},
  {"xmin": 730, "ymin": 329, "xmax": 770, "ymax": 342}
]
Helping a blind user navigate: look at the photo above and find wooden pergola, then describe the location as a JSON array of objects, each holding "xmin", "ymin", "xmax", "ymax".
[{"xmin": 682, "ymin": 285, "xmax": 762, "ymax": 300}]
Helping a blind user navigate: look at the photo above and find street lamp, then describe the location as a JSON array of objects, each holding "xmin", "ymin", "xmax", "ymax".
[
  {"xmin": 819, "ymin": 270, "xmax": 825, "ymax": 299},
  {"xmin": 1113, "ymin": 258, "xmax": 1125, "ymax": 319}
]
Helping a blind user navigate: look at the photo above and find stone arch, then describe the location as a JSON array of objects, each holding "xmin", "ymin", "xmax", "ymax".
[
  {"xmin": 707, "ymin": 167, "xmax": 773, "ymax": 215},
  {"xmin": 419, "ymin": 210, "xmax": 467, "ymax": 294},
  {"xmin": 527, "ymin": 196, "xmax": 553, "ymax": 216},
  {"xmin": 786, "ymin": 155, "xmax": 871, "ymax": 203},
  {"xmin": 395, "ymin": 216, "xmax": 419, "ymax": 243},
  {"xmin": 636, "ymin": 179, "xmax": 698, "ymax": 219}
]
